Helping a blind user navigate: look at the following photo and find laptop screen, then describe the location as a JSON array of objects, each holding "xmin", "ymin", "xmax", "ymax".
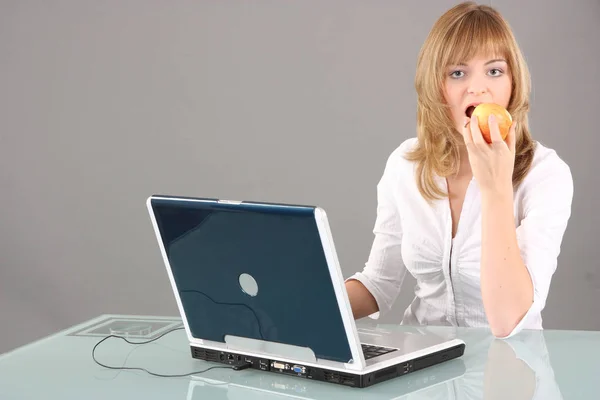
[{"xmin": 150, "ymin": 197, "xmax": 354, "ymax": 363}]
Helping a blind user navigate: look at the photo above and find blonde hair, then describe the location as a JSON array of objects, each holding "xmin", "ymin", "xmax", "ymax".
[{"xmin": 405, "ymin": 1, "xmax": 536, "ymax": 201}]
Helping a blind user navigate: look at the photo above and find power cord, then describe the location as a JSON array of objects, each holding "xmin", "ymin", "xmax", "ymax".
[{"xmin": 92, "ymin": 326, "xmax": 252, "ymax": 378}]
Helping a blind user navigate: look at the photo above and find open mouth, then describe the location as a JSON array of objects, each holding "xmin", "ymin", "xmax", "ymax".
[{"xmin": 465, "ymin": 105, "xmax": 476, "ymax": 118}]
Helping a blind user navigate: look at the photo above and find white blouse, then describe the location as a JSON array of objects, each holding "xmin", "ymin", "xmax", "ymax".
[{"xmin": 347, "ymin": 137, "xmax": 573, "ymax": 338}]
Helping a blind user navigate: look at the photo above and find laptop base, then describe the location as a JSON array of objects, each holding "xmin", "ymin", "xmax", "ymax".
[{"xmin": 190, "ymin": 343, "xmax": 465, "ymax": 388}]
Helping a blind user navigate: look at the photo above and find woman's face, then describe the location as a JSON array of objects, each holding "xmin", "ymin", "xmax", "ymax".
[{"xmin": 443, "ymin": 53, "xmax": 512, "ymax": 134}]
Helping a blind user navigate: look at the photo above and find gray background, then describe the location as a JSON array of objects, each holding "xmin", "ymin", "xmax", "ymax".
[{"xmin": 1, "ymin": 0, "xmax": 598, "ymax": 354}]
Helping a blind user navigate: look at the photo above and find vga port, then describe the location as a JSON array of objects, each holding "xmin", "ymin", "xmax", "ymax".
[{"xmin": 292, "ymin": 365, "xmax": 306, "ymax": 374}]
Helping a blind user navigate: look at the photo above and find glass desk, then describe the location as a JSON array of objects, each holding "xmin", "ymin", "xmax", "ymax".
[{"xmin": 1, "ymin": 314, "xmax": 598, "ymax": 399}]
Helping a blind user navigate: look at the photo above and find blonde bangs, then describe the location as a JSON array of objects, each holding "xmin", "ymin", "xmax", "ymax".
[
  {"xmin": 440, "ymin": 10, "xmax": 512, "ymax": 70},
  {"xmin": 408, "ymin": 2, "xmax": 536, "ymax": 203}
]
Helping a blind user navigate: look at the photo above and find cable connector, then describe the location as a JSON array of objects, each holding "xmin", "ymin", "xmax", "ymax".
[{"xmin": 232, "ymin": 362, "xmax": 253, "ymax": 371}]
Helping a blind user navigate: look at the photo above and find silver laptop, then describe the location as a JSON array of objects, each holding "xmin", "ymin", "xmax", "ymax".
[
  {"xmin": 186, "ymin": 356, "xmax": 466, "ymax": 399},
  {"xmin": 146, "ymin": 195, "xmax": 465, "ymax": 388}
]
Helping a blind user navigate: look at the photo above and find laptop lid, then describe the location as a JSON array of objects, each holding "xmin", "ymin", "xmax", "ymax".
[{"xmin": 147, "ymin": 195, "xmax": 358, "ymax": 364}]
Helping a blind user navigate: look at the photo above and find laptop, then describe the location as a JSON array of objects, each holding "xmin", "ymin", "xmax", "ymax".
[
  {"xmin": 146, "ymin": 195, "xmax": 466, "ymax": 388},
  {"xmin": 186, "ymin": 356, "xmax": 466, "ymax": 399}
]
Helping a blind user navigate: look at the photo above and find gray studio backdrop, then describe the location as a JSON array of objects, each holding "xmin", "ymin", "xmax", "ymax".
[{"xmin": 1, "ymin": 0, "xmax": 599, "ymax": 354}]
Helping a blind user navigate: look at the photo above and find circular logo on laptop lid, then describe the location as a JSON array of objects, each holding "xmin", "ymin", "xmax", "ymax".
[{"xmin": 239, "ymin": 273, "xmax": 259, "ymax": 297}]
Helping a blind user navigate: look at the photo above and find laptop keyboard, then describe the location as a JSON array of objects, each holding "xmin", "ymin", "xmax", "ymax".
[{"xmin": 361, "ymin": 343, "xmax": 397, "ymax": 360}]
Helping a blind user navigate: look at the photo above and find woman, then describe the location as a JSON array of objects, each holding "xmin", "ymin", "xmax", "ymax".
[{"xmin": 345, "ymin": 1, "xmax": 573, "ymax": 338}]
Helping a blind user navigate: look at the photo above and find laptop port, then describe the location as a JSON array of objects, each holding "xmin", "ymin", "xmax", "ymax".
[
  {"xmin": 259, "ymin": 359, "xmax": 269, "ymax": 371},
  {"xmin": 324, "ymin": 372, "xmax": 341, "ymax": 383},
  {"xmin": 292, "ymin": 365, "xmax": 306, "ymax": 374},
  {"xmin": 402, "ymin": 362, "xmax": 411, "ymax": 374},
  {"xmin": 272, "ymin": 362, "xmax": 287, "ymax": 370}
]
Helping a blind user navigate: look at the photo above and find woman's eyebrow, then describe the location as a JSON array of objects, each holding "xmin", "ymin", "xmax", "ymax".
[
  {"xmin": 485, "ymin": 58, "xmax": 507, "ymax": 65},
  {"xmin": 449, "ymin": 58, "xmax": 507, "ymax": 67}
]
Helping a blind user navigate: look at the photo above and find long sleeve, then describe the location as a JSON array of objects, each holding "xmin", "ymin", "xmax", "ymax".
[
  {"xmin": 346, "ymin": 147, "xmax": 409, "ymax": 318},
  {"xmin": 498, "ymin": 150, "xmax": 574, "ymax": 338}
]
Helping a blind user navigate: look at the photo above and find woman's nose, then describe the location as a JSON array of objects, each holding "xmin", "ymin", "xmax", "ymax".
[{"xmin": 467, "ymin": 78, "xmax": 487, "ymax": 95}]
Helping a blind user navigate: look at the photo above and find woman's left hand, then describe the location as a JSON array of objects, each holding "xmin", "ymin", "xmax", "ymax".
[{"xmin": 462, "ymin": 114, "xmax": 517, "ymax": 195}]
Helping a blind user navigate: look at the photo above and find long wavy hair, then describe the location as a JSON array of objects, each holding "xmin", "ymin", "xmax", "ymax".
[{"xmin": 404, "ymin": 1, "xmax": 536, "ymax": 202}]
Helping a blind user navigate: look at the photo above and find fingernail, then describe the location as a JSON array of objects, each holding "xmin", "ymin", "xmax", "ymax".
[{"xmin": 489, "ymin": 114, "xmax": 496, "ymax": 123}]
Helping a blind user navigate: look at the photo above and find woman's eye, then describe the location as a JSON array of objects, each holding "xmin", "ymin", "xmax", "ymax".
[
  {"xmin": 489, "ymin": 68, "xmax": 503, "ymax": 77},
  {"xmin": 450, "ymin": 70, "xmax": 465, "ymax": 78}
]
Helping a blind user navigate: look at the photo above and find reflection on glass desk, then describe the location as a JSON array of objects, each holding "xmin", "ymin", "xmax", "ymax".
[{"xmin": 0, "ymin": 314, "xmax": 599, "ymax": 399}]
